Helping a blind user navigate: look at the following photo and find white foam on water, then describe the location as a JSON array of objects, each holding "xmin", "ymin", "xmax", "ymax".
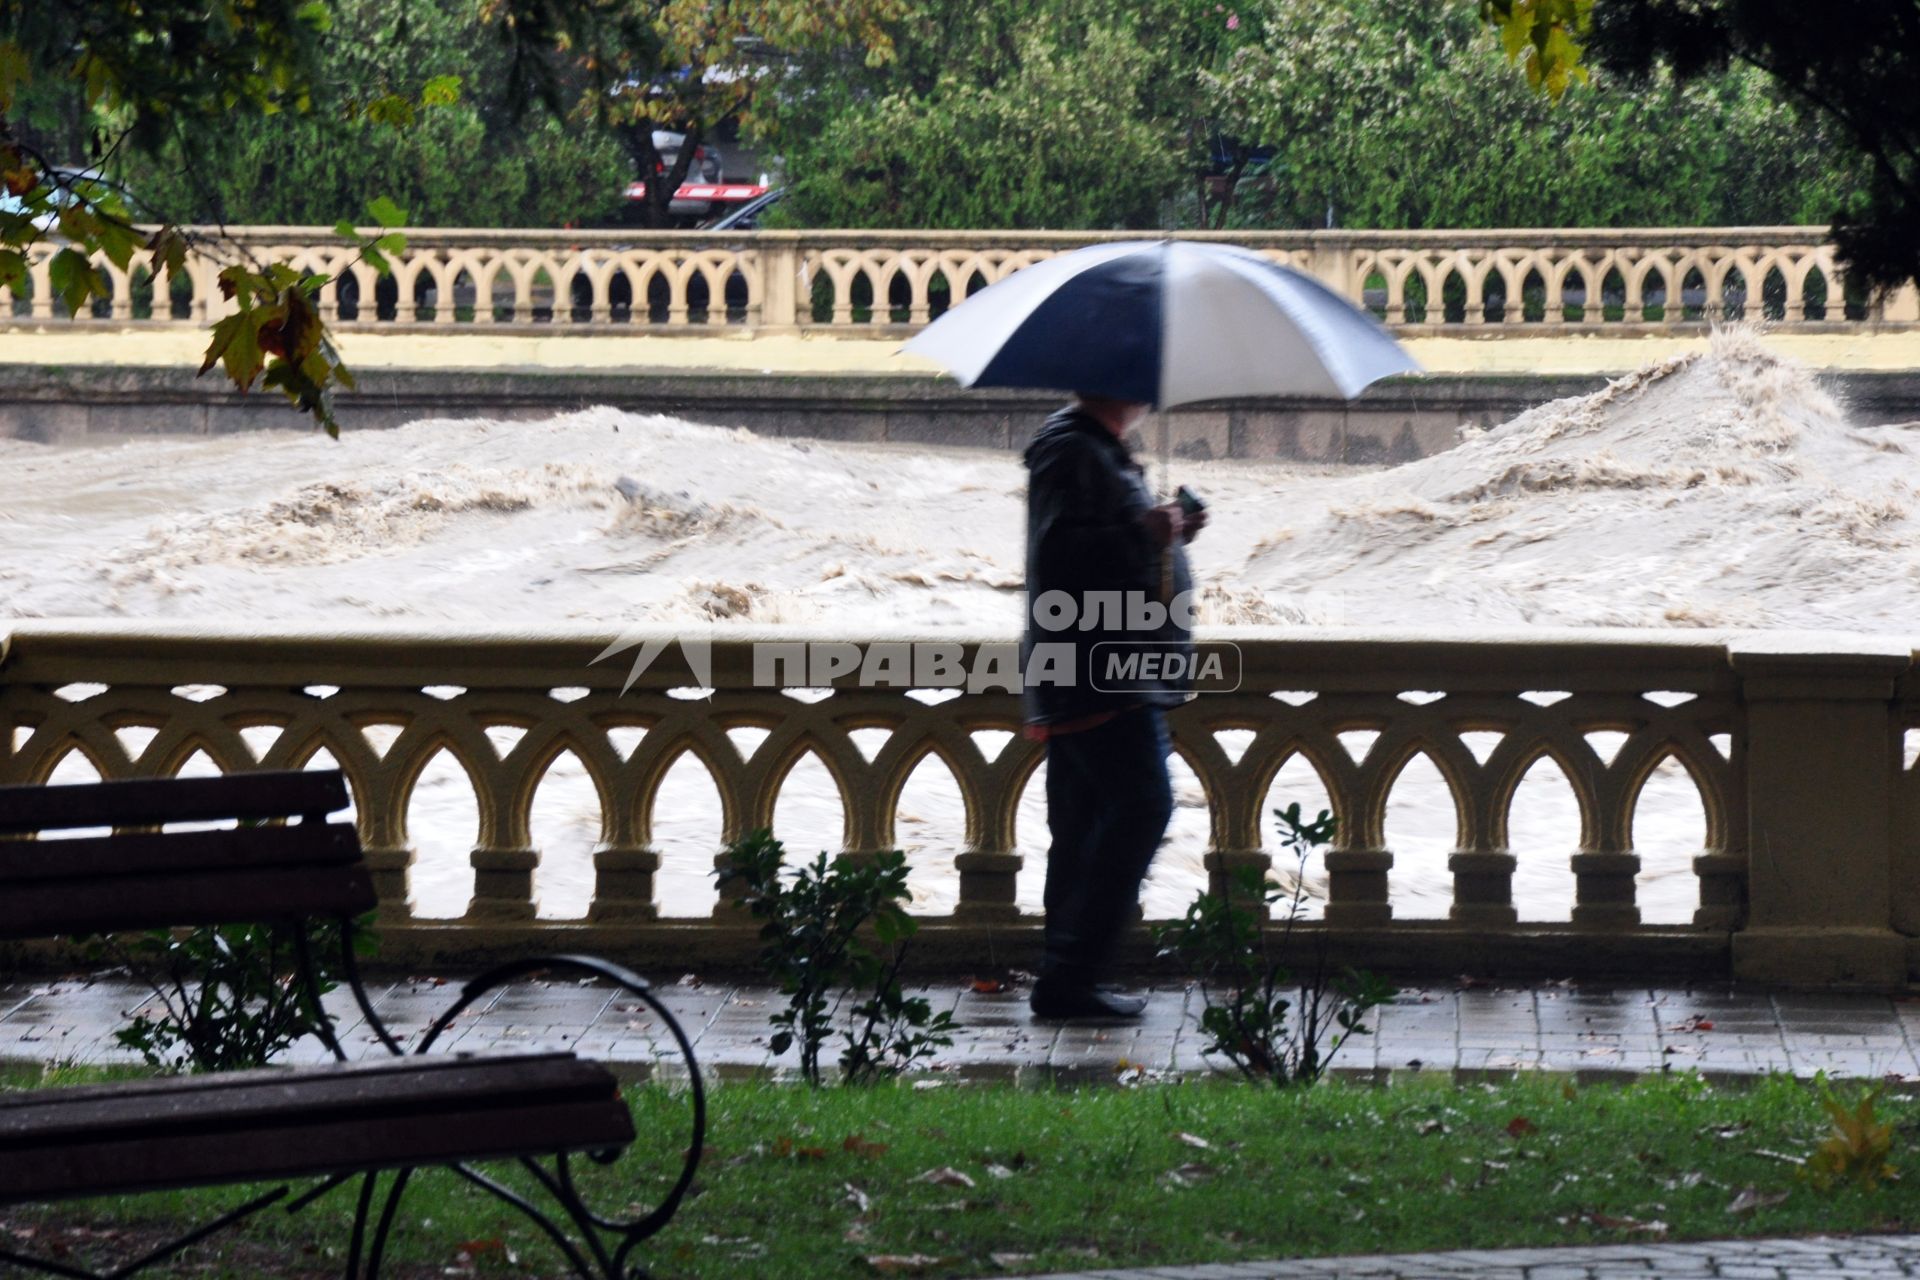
[{"xmin": 3, "ymin": 329, "xmax": 1910, "ymax": 919}]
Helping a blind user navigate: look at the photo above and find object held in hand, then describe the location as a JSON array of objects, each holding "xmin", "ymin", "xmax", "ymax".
[{"xmin": 1175, "ymin": 485, "xmax": 1206, "ymax": 517}]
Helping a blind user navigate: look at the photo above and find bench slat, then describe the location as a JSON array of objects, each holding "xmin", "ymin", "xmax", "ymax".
[
  {"xmin": 0, "ymin": 821, "xmax": 360, "ymax": 883},
  {"xmin": 10, "ymin": 1102, "xmax": 633, "ymax": 1204},
  {"xmin": 0, "ymin": 1052, "xmax": 528, "ymax": 1112},
  {"xmin": 0, "ymin": 771, "xmax": 349, "ymax": 835},
  {"xmin": 0, "ymin": 1051, "xmax": 634, "ymax": 1203},
  {"xmin": 0, "ymin": 863, "xmax": 378, "ymax": 940},
  {"xmin": 0, "ymin": 1054, "xmax": 615, "ymax": 1144}
]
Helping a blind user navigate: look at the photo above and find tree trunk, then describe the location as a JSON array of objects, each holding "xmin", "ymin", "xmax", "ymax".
[{"xmin": 618, "ymin": 121, "xmax": 707, "ymax": 230}]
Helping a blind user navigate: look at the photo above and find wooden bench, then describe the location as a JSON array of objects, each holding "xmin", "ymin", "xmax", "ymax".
[{"xmin": 0, "ymin": 770, "xmax": 705, "ymax": 1279}]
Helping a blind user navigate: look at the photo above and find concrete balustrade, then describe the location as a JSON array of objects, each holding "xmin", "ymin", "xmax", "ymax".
[
  {"xmin": 2, "ymin": 624, "xmax": 1917, "ymax": 988},
  {"xmin": 5, "ymin": 226, "xmax": 1914, "ymax": 335}
]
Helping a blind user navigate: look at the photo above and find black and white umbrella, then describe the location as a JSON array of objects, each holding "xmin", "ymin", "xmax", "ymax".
[{"xmin": 902, "ymin": 239, "xmax": 1419, "ymax": 407}]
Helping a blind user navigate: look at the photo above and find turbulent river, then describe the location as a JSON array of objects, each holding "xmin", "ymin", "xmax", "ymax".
[{"xmin": 5, "ymin": 329, "xmax": 1914, "ymax": 923}]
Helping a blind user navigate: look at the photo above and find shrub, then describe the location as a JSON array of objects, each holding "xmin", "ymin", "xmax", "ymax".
[
  {"xmin": 84, "ymin": 918, "xmax": 373, "ymax": 1073},
  {"xmin": 717, "ymin": 830, "xmax": 958, "ymax": 1086},
  {"xmin": 1154, "ymin": 803, "xmax": 1394, "ymax": 1085}
]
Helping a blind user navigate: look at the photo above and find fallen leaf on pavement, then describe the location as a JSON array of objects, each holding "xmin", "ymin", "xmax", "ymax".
[{"xmin": 970, "ymin": 978, "xmax": 1009, "ymax": 994}]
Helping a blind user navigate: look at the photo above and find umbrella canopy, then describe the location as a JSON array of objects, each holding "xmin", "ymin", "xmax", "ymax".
[{"xmin": 901, "ymin": 239, "xmax": 1419, "ymax": 408}]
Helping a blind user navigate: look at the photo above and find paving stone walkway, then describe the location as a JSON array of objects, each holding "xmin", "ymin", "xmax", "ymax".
[
  {"xmin": 992, "ymin": 1233, "xmax": 1920, "ymax": 1279},
  {"xmin": 4, "ymin": 974, "xmax": 1919, "ymax": 1083}
]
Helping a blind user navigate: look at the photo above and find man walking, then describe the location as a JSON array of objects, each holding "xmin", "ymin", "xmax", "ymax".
[{"xmin": 1021, "ymin": 392, "xmax": 1207, "ymax": 1021}]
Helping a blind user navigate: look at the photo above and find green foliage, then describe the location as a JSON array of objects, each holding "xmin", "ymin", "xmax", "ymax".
[
  {"xmin": 761, "ymin": 0, "xmax": 1858, "ymax": 233},
  {"xmin": 767, "ymin": 2, "xmax": 1184, "ymax": 230},
  {"xmin": 111, "ymin": 0, "xmax": 628, "ymax": 228},
  {"xmin": 82, "ymin": 918, "xmax": 373, "ymax": 1074},
  {"xmin": 504, "ymin": 0, "xmax": 907, "ymax": 228},
  {"xmin": 1208, "ymin": 0, "xmax": 1864, "ymax": 232},
  {"xmin": 1479, "ymin": 0, "xmax": 1593, "ymax": 99},
  {"xmin": 1801, "ymin": 1082, "xmax": 1898, "ymax": 1191},
  {"xmin": 1155, "ymin": 803, "xmax": 1394, "ymax": 1086},
  {"xmin": 0, "ymin": 0, "xmax": 632, "ymax": 436},
  {"xmin": 717, "ymin": 830, "xmax": 957, "ymax": 1086}
]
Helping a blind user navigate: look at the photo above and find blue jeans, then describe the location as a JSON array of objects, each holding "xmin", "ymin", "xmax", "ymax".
[{"xmin": 1040, "ymin": 706, "xmax": 1174, "ymax": 986}]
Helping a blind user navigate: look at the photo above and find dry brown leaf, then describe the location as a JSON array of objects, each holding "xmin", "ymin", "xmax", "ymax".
[
  {"xmin": 1506, "ymin": 1116, "xmax": 1538, "ymax": 1138},
  {"xmin": 912, "ymin": 1166, "xmax": 976, "ymax": 1189},
  {"xmin": 844, "ymin": 1134, "xmax": 890, "ymax": 1159}
]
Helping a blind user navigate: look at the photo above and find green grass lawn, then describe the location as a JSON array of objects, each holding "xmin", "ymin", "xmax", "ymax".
[{"xmin": 3, "ymin": 1066, "xmax": 1917, "ymax": 1278}]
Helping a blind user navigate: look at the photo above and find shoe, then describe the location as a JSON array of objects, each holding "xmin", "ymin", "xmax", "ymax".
[{"xmin": 1029, "ymin": 980, "xmax": 1148, "ymax": 1021}]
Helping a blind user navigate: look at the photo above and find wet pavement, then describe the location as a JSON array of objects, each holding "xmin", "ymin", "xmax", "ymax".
[{"xmin": 4, "ymin": 976, "xmax": 1917, "ymax": 1085}]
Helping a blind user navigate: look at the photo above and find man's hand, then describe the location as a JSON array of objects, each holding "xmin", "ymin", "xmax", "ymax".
[
  {"xmin": 1142, "ymin": 503, "xmax": 1186, "ymax": 548},
  {"xmin": 1181, "ymin": 505, "xmax": 1209, "ymax": 544}
]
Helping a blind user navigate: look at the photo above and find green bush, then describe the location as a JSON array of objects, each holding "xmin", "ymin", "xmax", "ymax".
[
  {"xmin": 83, "ymin": 918, "xmax": 374, "ymax": 1074},
  {"xmin": 109, "ymin": 0, "xmax": 629, "ymax": 228},
  {"xmin": 757, "ymin": 0, "xmax": 1860, "ymax": 232},
  {"xmin": 1155, "ymin": 803, "xmax": 1394, "ymax": 1085},
  {"xmin": 717, "ymin": 830, "xmax": 958, "ymax": 1086}
]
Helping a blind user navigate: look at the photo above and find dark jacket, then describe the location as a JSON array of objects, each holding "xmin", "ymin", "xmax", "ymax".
[{"xmin": 1021, "ymin": 405, "xmax": 1193, "ymax": 725}]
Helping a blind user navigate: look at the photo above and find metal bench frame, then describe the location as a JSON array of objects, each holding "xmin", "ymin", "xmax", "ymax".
[{"xmin": 0, "ymin": 771, "xmax": 706, "ymax": 1280}]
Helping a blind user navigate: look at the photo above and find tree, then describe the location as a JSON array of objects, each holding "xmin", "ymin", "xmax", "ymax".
[
  {"xmin": 0, "ymin": 0, "xmax": 905, "ymax": 432},
  {"xmin": 116, "ymin": 0, "xmax": 629, "ymax": 228},
  {"xmin": 519, "ymin": 0, "xmax": 908, "ymax": 229},
  {"xmin": 757, "ymin": 0, "xmax": 1282, "ymax": 231},
  {"xmin": 765, "ymin": 0, "xmax": 1184, "ymax": 230},
  {"xmin": 1212, "ymin": 0, "xmax": 1860, "ymax": 231},
  {"xmin": 1480, "ymin": 0, "xmax": 1920, "ymax": 292},
  {"xmin": 0, "ymin": 0, "xmax": 516, "ymax": 433}
]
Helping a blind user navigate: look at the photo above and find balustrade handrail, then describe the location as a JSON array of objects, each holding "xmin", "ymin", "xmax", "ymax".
[
  {"xmin": 5, "ymin": 224, "xmax": 1909, "ymax": 334},
  {"xmin": 3, "ymin": 622, "xmax": 1916, "ymax": 987}
]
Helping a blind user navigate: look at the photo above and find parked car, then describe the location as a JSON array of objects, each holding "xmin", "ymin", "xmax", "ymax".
[
  {"xmin": 661, "ymin": 129, "xmax": 722, "ymax": 181},
  {"xmin": 699, "ymin": 187, "xmax": 784, "ymax": 231}
]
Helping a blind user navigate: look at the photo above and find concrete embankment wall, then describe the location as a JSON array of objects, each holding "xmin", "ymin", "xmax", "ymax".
[{"xmin": 8, "ymin": 364, "xmax": 1920, "ymax": 462}]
